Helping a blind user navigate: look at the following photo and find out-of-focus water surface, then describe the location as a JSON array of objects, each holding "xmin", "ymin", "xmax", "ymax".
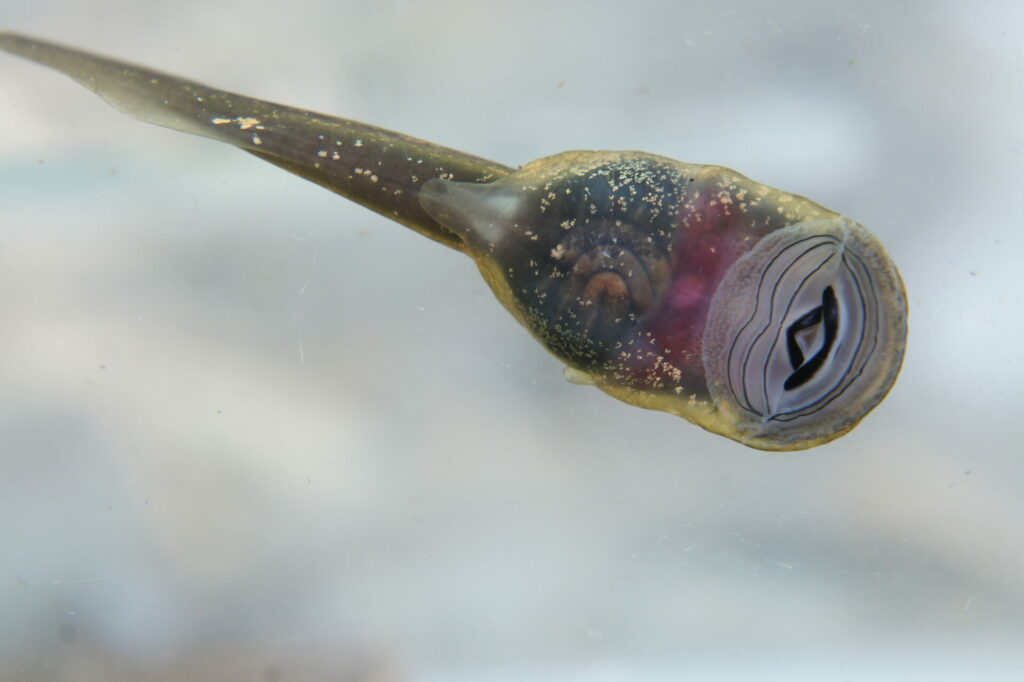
[{"xmin": 2, "ymin": 2, "xmax": 1022, "ymax": 680}]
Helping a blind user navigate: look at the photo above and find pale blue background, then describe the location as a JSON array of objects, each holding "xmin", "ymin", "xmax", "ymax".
[{"xmin": 2, "ymin": 1, "xmax": 1022, "ymax": 680}]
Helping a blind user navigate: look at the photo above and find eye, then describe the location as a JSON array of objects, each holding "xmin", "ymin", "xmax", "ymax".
[{"xmin": 703, "ymin": 219, "xmax": 906, "ymax": 448}]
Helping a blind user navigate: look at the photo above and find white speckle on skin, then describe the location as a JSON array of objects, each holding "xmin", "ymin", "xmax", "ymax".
[
  {"xmin": 212, "ymin": 117, "xmax": 232, "ymax": 125},
  {"xmin": 234, "ymin": 117, "xmax": 261, "ymax": 130},
  {"xmin": 317, "ymin": 150, "xmax": 328, "ymax": 158},
  {"xmin": 252, "ymin": 134, "xmax": 262, "ymax": 145},
  {"xmin": 355, "ymin": 139, "xmax": 363, "ymax": 147}
]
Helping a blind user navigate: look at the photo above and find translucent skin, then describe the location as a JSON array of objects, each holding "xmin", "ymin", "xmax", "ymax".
[
  {"xmin": 421, "ymin": 152, "xmax": 833, "ymax": 389},
  {"xmin": 0, "ymin": 33, "xmax": 907, "ymax": 450}
]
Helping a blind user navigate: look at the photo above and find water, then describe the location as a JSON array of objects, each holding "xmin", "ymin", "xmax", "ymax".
[{"xmin": 2, "ymin": 1, "xmax": 1022, "ymax": 680}]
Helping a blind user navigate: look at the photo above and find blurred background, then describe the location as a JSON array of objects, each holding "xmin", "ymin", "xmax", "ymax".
[{"xmin": 1, "ymin": 1, "xmax": 1022, "ymax": 680}]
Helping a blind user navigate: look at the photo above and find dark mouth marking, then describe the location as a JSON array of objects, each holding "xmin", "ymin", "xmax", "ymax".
[
  {"xmin": 727, "ymin": 235, "xmax": 837, "ymax": 417},
  {"xmin": 783, "ymin": 285, "xmax": 839, "ymax": 390}
]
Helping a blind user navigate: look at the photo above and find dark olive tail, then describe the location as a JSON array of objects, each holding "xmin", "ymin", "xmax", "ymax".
[{"xmin": 0, "ymin": 32, "xmax": 512, "ymax": 249}]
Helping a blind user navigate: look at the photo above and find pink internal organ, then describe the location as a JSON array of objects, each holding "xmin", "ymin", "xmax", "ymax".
[{"xmin": 621, "ymin": 196, "xmax": 760, "ymax": 393}]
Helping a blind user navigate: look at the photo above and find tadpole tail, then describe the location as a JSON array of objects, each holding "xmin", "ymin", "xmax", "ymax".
[{"xmin": 0, "ymin": 32, "xmax": 513, "ymax": 249}]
